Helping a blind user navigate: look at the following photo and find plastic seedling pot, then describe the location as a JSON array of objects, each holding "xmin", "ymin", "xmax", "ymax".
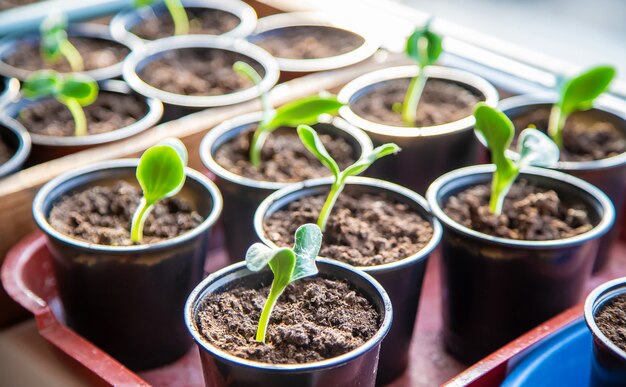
[{"xmin": 0, "ymin": 114, "xmax": 31, "ymax": 178}]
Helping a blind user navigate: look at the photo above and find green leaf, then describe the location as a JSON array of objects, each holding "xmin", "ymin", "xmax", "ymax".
[
  {"xmin": 136, "ymin": 138, "xmax": 187, "ymax": 205},
  {"xmin": 517, "ymin": 128, "xmax": 560, "ymax": 167},
  {"xmin": 22, "ymin": 71, "xmax": 59, "ymax": 99},
  {"xmin": 291, "ymin": 224, "xmax": 321, "ymax": 281},
  {"xmin": 266, "ymin": 96, "xmax": 344, "ymax": 129},
  {"xmin": 133, "ymin": 0, "xmax": 155, "ymax": 7},
  {"xmin": 40, "ymin": 11, "xmax": 67, "ymax": 61},
  {"xmin": 58, "ymin": 74, "xmax": 98, "ymax": 106},
  {"xmin": 559, "ymin": 65, "xmax": 616, "ymax": 115},
  {"xmin": 245, "ymin": 243, "xmax": 278, "ymax": 271},
  {"xmin": 267, "ymin": 249, "xmax": 296, "ymax": 288},
  {"xmin": 342, "ymin": 143, "xmax": 401, "ymax": 181},
  {"xmin": 296, "ymin": 124, "xmax": 340, "ymax": 180},
  {"xmin": 233, "ymin": 61, "xmax": 263, "ymax": 85},
  {"xmin": 405, "ymin": 21, "xmax": 443, "ymax": 68}
]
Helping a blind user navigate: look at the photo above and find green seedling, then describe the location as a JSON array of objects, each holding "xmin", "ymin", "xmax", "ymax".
[
  {"xmin": 134, "ymin": 0, "xmax": 189, "ymax": 36},
  {"xmin": 474, "ymin": 103, "xmax": 560, "ymax": 215},
  {"xmin": 130, "ymin": 138, "xmax": 188, "ymax": 242},
  {"xmin": 246, "ymin": 223, "xmax": 322, "ymax": 343},
  {"xmin": 547, "ymin": 65, "xmax": 616, "ymax": 148},
  {"xmin": 297, "ymin": 124, "xmax": 400, "ymax": 231},
  {"xmin": 398, "ymin": 20, "xmax": 443, "ymax": 125},
  {"xmin": 233, "ymin": 61, "xmax": 344, "ymax": 167},
  {"xmin": 22, "ymin": 70, "xmax": 98, "ymax": 137},
  {"xmin": 40, "ymin": 11, "xmax": 83, "ymax": 72}
]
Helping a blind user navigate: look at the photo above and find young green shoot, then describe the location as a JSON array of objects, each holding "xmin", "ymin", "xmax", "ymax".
[
  {"xmin": 22, "ymin": 70, "xmax": 98, "ymax": 137},
  {"xmin": 233, "ymin": 61, "xmax": 344, "ymax": 167},
  {"xmin": 400, "ymin": 20, "xmax": 442, "ymax": 125},
  {"xmin": 130, "ymin": 138, "xmax": 188, "ymax": 242},
  {"xmin": 297, "ymin": 124, "xmax": 400, "ymax": 231},
  {"xmin": 246, "ymin": 223, "xmax": 322, "ymax": 343},
  {"xmin": 474, "ymin": 103, "xmax": 560, "ymax": 215},
  {"xmin": 134, "ymin": 0, "xmax": 189, "ymax": 36},
  {"xmin": 40, "ymin": 11, "xmax": 84, "ymax": 72},
  {"xmin": 547, "ymin": 65, "xmax": 616, "ymax": 148}
]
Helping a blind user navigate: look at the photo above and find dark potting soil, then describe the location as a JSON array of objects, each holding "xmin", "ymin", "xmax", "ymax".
[
  {"xmin": 196, "ymin": 276, "xmax": 380, "ymax": 364},
  {"xmin": 138, "ymin": 48, "xmax": 259, "ymax": 96},
  {"xmin": 595, "ymin": 294, "xmax": 626, "ymax": 352},
  {"xmin": 18, "ymin": 92, "xmax": 147, "ymax": 137},
  {"xmin": 265, "ymin": 191, "xmax": 434, "ymax": 266},
  {"xmin": 512, "ymin": 106, "xmax": 626, "ymax": 162},
  {"xmin": 0, "ymin": 136, "xmax": 13, "ymax": 165},
  {"xmin": 214, "ymin": 127, "xmax": 356, "ymax": 183},
  {"xmin": 351, "ymin": 78, "xmax": 483, "ymax": 127},
  {"xmin": 131, "ymin": 8, "xmax": 240, "ymax": 40},
  {"xmin": 253, "ymin": 26, "xmax": 365, "ymax": 60},
  {"xmin": 49, "ymin": 181, "xmax": 204, "ymax": 246},
  {"xmin": 443, "ymin": 180, "xmax": 593, "ymax": 240},
  {"xmin": 4, "ymin": 37, "xmax": 129, "ymax": 73}
]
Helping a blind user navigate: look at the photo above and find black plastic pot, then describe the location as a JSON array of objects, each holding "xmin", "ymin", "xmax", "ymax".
[
  {"xmin": 426, "ymin": 164, "xmax": 614, "ymax": 364},
  {"xmin": 254, "ymin": 176, "xmax": 442, "ymax": 384},
  {"xmin": 0, "ymin": 23, "xmax": 134, "ymax": 81},
  {"xmin": 585, "ymin": 277, "xmax": 626, "ymax": 387},
  {"xmin": 200, "ymin": 112, "xmax": 372, "ymax": 263},
  {"xmin": 122, "ymin": 35, "xmax": 279, "ymax": 120},
  {"xmin": 5, "ymin": 80, "xmax": 163, "ymax": 164},
  {"xmin": 0, "ymin": 114, "xmax": 31, "ymax": 178},
  {"xmin": 338, "ymin": 65, "xmax": 499, "ymax": 194},
  {"xmin": 493, "ymin": 95, "xmax": 626, "ymax": 272},
  {"xmin": 32, "ymin": 159, "xmax": 223, "ymax": 370},
  {"xmin": 185, "ymin": 258, "xmax": 392, "ymax": 387}
]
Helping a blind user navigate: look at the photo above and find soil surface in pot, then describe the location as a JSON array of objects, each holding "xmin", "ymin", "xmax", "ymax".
[
  {"xmin": 196, "ymin": 276, "xmax": 380, "ymax": 364},
  {"xmin": 0, "ymin": 136, "xmax": 13, "ymax": 164},
  {"xmin": 595, "ymin": 294, "xmax": 626, "ymax": 352},
  {"xmin": 214, "ymin": 127, "xmax": 356, "ymax": 183},
  {"xmin": 138, "ymin": 48, "xmax": 259, "ymax": 96},
  {"xmin": 351, "ymin": 78, "xmax": 483, "ymax": 127},
  {"xmin": 443, "ymin": 180, "xmax": 593, "ymax": 240},
  {"xmin": 253, "ymin": 26, "xmax": 365, "ymax": 60},
  {"xmin": 511, "ymin": 106, "xmax": 626, "ymax": 162},
  {"xmin": 265, "ymin": 190, "xmax": 433, "ymax": 266},
  {"xmin": 18, "ymin": 92, "xmax": 147, "ymax": 137},
  {"xmin": 49, "ymin": 181, "xmax": 204, "ymax": 246},
  {"xmin": 4, "ymin": 37, "xmax": 129, "ymax": 73},
  {"xmin": 131, "ymin": 8, "xmax": 240, "ymax": 40}
]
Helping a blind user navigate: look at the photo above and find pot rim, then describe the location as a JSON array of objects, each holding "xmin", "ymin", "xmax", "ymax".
[
  {"xmin": 184, "ymin": 258, "xmax": 393, "ymax": 372},
  {"xmin": 425, "ymin": 164, "xmax": 615, "ymax": 249},
  {"xmin": 32, "ymin": 158, "xmax": 223, "ymax": 253},
  {"xmin": 0, "ymin": 23, "xmax": 133, "ymax": 81},
  {"xmin": 584, "ymin": 276, "xmax": 626, "ymax": 362},
  {"xmin": 0, "ymin": 114, "xmax": 31, "ymax": 178},
  {"xmin": 110, "ymin": 0, "xmax": 257, "ymax": 46},
  {"xmin": 122, "ymin": 35, "xmax": 279, "ymax": 107},
  {"xmin": 490, "ymin": 93, "xmax": 626, "ymax": 171},
  {"xmin": 254, "ymin": 175, "xmax": 443, "ymax": 273},
  {"xmin": 199, "ymin": 111, "xmax": 374, "ymax": 190},
  {"xmin": 248, "ymin": 11, "xmax": 380, "ymax": 73},
  {"xmin": 337, "ymin": 65, "xmax": 499, "ymax": 137},
  {"xmin": 6, "ymin": 79, "xmax": 163, "ymax": 147}
]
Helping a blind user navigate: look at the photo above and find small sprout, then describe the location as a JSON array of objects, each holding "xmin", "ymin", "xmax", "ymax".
[
  {"xmin": 401, "ymin": 20, "xmax": 443, "ymax": 125},
  {"xmin": 246, "ymin": 223, "xmax": 322, "ymax": 343},
  {"xmin": 474, "ymin": 103, "xmax": 560, "ymax": 215},
  {"xmin": 22, "ymin": 70, "xmax": 98, "ymax": 137},
  {"xmin": 297, "ymin": 124, "xmax": 400, "ymax": 231},
  {"xmin": 134, "ymin": 0, "xmax": 189, "ymax": 36},
  {"xmin": 40, "ymin": 11, "xmax": 84, "ymax": 72},
  {"xmin": 130, "ymin": 138, "xmax": 188, "ymax": 242},
  {"xmin": 548, "ymin": 65, "xmax": 616, "ymax": 148},
  {"xmin": 233, "ymin": 61, "xmax": 345, "ymax": 167}
]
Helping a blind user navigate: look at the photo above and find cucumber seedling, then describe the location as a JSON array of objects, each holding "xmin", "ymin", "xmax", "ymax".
[
  {"xmin": 474, "ymin": 103, "xmax": 560, "ymax": 215},
  {"xmin": 134, "ymin": 0, "xmax": 189, "ymax": 36},
  {"xmin": 297, "ymin": 124, "xmax": 400, "ymax": 231},
  {"xmin": 233, "ymin": 61, "xmax": 344, "ymax": 167},
  {"xmin": 22, "ymin": 70, "xmax": 98, "ymax": 136},
  {"xmin": 40, "ymin": 11, "xmax": 83, "ymax": 72},
  {"xmin": 130, "ymin": 138, "xmax": 188, "ymax": 242},
  {"xmin": 246, "ymin": 223, "xmax": 322, "ymax": 343},
  {"xmin": 547, "ymin": 65, "xmax": 616, "ymax": 148}
]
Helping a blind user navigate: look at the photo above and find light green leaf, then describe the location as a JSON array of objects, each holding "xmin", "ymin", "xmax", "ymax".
[
  {"xmin": 517, "ymin": 128, "xmax": 560, "ymax": 167},
  {"xmin": 22, "ymin": 71, "xmax": 59, "ymax": 99},
  {"xmin": 58, "ymin": 74, "xmax": 98, "ymax": 106},
  {"xmin": 405, "ymin": 21, "xmax": 443, "ymax": 68},
  {"xmin": 296, "ymin": 124, "xmax": 340, "ymax": 179},
  {"xmin": 559, "ymin": 65, "xmax": 616, "ymax": 115},
  {"xmin": 136, "ymin": 138, "xmax": 187, "ymax": 205},
  {"xmin": 291, "ymin": 224, "xmax": 321, "ymax": 281},
  {"xmin": 267, "ymin": 96, "xmax": 344, "ymax": 129},
  {"xmin": 342, "ymin": 143, "xmax": 400, "ymax": 181}
]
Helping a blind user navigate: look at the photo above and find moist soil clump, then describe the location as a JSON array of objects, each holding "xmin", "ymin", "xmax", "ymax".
[
  {"xmin": 49, "ymin": 181, "xmax": 203, "ymax": 246},
  {"xmin": 0, "ymin": 137, "xmax": 13, "ymax": 165},
  {"xmin": 253, "ymin": 26, "xmax": 364, "ymax": 60},
  {"xmin": 4, "ymin": 37, "xmax": 129, "ymax": 73},
  {"xmin": 265, "ymin": 190, "xmax": 434, "ymax": 266},
  {"xmin": 196, "ymin": 276, "xmax": 380, "ymax": 364},
  {"xmin": 351, "ymin": 78, "xmax": 482, "ymax": 127},
  {"xmin": 138, "ymin": 48, "xmax": 258, "ymax": 95},
  {"xmin": 18, "ymin": 92, "xmax": 147, "ymax": 137},
  {"xmin": 443, "ymin": 180, "xmax": 593, "ymax": 240},
  {"xmin": 131, "ymin": 8, "xmax": 240, "ymax": 40},
  {"xmin": 512, "ymin": 106, "xmax": 626, "ymax": 162},
  {"xmin": 214, "ymin": 127, "xmax": 356, "ymax": 183},
  {"xmin": 595, "ymin": 294, "xmax": 626, "ymax": 352}
]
